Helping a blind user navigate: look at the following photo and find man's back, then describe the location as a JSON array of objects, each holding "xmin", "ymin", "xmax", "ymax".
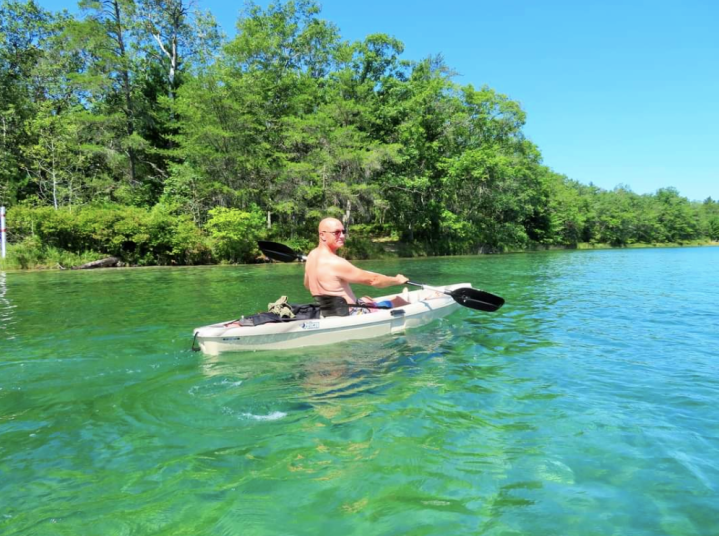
[
  {"xmin": 304, "ymin": 216, "xmax": 407, "ymax": 305},
  {"xmin": 304, "ymin": 247, "xmax": 357, "ymax": 303}
]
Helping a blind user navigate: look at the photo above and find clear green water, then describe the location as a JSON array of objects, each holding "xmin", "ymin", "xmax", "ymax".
[{"xmin": 1, "ymin": 247, "xmax": 718, "ymax": 535}]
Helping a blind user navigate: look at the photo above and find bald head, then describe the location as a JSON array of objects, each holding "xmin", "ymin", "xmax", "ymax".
[
  {"xmin": 318, "ymin": 218, "xmax": 342, "ymax": 233},
  {"xmin": 317, "ymin": 217, "xmax": 346, "ymax": 249}
]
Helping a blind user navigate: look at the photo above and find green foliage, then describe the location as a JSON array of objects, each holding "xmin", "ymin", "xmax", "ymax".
[
  {"xmin": 698, "ymin": 198, "xmax": 719, "ymax": 240},
  {"xmin": 340, "ymin": 229, "xmax": 388, "ymax": 260},
  {"xmin": 1, "ymin": 0, "xmax": 716, "ymax": 269},
  {"xmin": 394, "ymin": 240, "xmax": 431, "ymax": 258},
  {"xmin": 6, "ymin": 204, "xmax": 211, "ymax": 265},
  {"xmin": 205, "ymin": 206, "xmax": 265, "ymax": 263},
  {"xmin": 0, "ymin": 235, "xmax": 104, "ymax": 270},
  {"xmin": 170, "ymin": 216, "xmax": 213, "ymax": 265}
]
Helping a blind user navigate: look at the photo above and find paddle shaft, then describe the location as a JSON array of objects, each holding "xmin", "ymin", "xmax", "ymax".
[{"xmin": 407, "ymin": 280, "xmax": 452, "ymax": 295}]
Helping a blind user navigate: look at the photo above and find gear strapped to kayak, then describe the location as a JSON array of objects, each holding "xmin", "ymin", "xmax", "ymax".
[
  {"xmin": 267, "ymin": 296, "xmax": 296, "ymax": 318},
  {"xmin": 232, "ymin": 302, "xmax": 321, "ymax": 328}
]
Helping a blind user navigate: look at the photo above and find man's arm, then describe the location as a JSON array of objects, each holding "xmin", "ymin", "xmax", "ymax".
[
  {"xmin": 334, "ymin": 258, "xmax": 408, "ymax": 288},
  {"xmin": 304, "ymin": 249, "xmax": 314, "ymax": 291}
]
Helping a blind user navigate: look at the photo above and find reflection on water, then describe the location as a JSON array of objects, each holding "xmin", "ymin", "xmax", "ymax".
[
  {"xmin": 199, "ymin": 325, "xmax": 458, "ymax": 425},
  {"xmin": 0, "ymin": 271, "xmax": 17, "ymax": 340}
]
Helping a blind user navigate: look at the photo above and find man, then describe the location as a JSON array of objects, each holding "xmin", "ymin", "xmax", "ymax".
[{"xmin": 304, "ymin": 217, "xmax": 409, "ymax": 315}]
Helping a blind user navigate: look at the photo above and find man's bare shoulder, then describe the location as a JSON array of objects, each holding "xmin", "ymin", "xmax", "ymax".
[
  {"xmin": 310, "ymin": 248, "xmax": 348, "ymax": 264},
  {"xmin": 329, "ymin": 253, "xmax": 354, "ymax": 267}
]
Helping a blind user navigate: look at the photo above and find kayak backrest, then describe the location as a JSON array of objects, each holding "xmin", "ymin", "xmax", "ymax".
[{"xmin": 313, "ymin": 295, "xmax": 349, "ymax": 317}]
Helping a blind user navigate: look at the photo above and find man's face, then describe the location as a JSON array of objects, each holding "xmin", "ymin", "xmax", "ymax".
[{"xmin": 320, "ymin": 224, "xmax": 346, "ymax": 249}]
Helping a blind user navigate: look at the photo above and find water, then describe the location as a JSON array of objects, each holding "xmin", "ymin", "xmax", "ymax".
[{"xmin": 1, "ymin": 247, "xmax": 718, "ymax": 535}]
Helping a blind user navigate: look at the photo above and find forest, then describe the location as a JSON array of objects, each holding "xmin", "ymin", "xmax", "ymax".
[{"xmin": 1, "ymin": 0, "xmax": 718, "ymax": 268}]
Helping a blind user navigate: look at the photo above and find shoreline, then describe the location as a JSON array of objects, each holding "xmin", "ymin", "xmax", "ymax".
[
  {"xmin": 512, "ymin": 240, "xmax": 719, "ymax": 253},
  {"xmin": 1, "ymin": 240, "xmax": 718, "ymax": 273}
]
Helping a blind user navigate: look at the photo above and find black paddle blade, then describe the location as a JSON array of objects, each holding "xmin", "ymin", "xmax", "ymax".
[
  {"xmin": 449, "ymin": 287, "xmax": 505, "ymax": 312},
  {"xmin": 258, "ymin": 241, "xmax": 303, "ymax": 263}
]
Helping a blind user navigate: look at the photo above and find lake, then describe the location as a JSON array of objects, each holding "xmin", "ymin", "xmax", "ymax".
[{"xmin": 1, "ymin": 247, "xmax": 717, "ymax": 535}]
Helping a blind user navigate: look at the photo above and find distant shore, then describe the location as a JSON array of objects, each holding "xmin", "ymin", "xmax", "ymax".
[
  {"xmin": 516, "ymin": 240, "xmax": 719, "ymax": 252},
  {"xmin": 2, "ymin": 240, "xmax": 717, "ymax": 272}
]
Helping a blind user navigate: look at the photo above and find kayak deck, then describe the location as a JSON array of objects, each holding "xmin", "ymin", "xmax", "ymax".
[{"xmin": 193, "ymin": 283, "xmax": 471, "ymax": 354}]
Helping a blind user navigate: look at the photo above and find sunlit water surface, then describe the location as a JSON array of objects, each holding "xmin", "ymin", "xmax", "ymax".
[{"xmin": 1, "ymin": 247, "xmax": 717, "ymax": 535}]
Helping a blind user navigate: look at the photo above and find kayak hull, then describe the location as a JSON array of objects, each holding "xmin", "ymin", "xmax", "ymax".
[{"xmin": 193, "ymin": 283, "xmax": 471, "ymax": 354}]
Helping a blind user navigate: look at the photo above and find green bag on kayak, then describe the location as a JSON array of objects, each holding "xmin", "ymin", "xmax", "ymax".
[{"xmin": 267, "ymin": 296, "xmax": 296, "ymax": 318}]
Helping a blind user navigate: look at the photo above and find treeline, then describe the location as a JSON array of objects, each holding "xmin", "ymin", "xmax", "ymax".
[{"xmin": 1, "ymin": 0, "xmax": 717, "ymax": 267}]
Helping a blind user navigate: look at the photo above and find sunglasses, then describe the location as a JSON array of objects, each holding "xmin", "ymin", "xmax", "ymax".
[{"xmin": 321, "ymin": 229, "xmax": 345, "ymax": 237}]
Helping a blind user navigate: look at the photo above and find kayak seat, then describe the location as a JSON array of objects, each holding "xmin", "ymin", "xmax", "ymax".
[{"xmin": 313, "ymin": 295, "xmax": 350, "ymax": 317}]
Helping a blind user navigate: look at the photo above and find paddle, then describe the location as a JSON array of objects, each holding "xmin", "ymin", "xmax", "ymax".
[
  {"xmin": 257, "ymin": 240, "xmax": 307, "ymax": 262},
  {"xmin": 257, "ymin": 240, "xmax": 504, "ymax": 312},
  {"xmin": 406, "ymin": 281, "xmax": 504, "ymax": 312}
]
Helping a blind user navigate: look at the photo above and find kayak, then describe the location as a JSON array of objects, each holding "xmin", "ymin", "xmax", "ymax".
[{"xmin": 192, "ymin": 283, "xmax": 472, "ymax": 354}]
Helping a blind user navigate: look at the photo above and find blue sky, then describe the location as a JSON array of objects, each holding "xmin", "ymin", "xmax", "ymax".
[{"xmin": 38, "ymin": 0, "xmax": 719, "ymax": 201}]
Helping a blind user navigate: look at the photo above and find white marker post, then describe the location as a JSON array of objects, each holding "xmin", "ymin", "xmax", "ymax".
[{"xmin": 1, "ymin": 206, "xmax": 6, "ymax": 259}]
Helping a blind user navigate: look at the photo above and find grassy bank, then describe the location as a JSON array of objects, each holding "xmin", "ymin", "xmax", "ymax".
[{"xmin": 0, "ymin": 241, "xmax": 107, "ymax": 271}]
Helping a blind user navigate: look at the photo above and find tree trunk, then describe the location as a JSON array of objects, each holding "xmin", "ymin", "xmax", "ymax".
[
  {"xmin": 344, "ymin": 200, "xmax": 351, "ymax": 238},
  {"xmin": 111, "ymin": 0, "xmax": 138, "ymax": 185},
  {"xmin": 72, "ymin": 256, "xmax": 121, "ymax": 269}
]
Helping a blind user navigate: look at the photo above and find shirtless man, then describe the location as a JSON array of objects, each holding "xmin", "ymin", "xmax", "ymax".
[{"xmin": 304, "ymin": 217, "xmax": 409, "ymax": 315}]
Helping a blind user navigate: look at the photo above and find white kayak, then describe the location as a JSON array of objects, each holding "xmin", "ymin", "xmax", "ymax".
[{"xmin": 192, "ymin": 283, "xmax": 472, "ymax": 354}]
